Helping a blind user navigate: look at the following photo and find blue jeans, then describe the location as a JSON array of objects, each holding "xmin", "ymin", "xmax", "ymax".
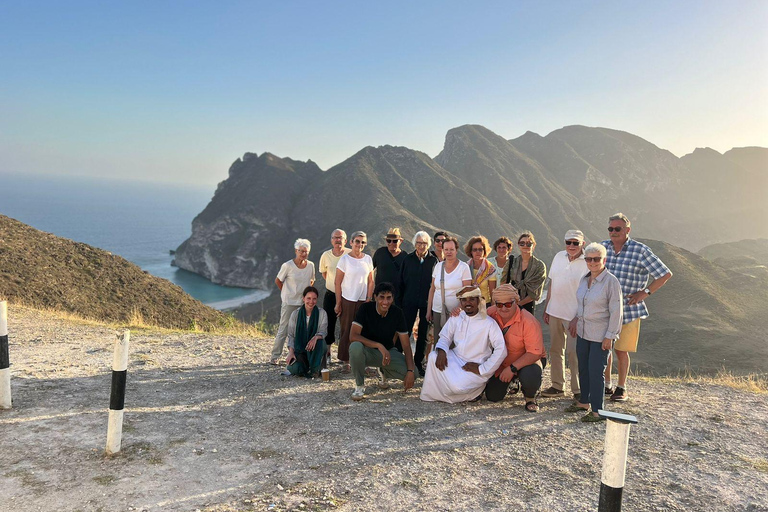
[{"xmin": 576, "ymin": 336, "xmax": 609, "ymax": 414}]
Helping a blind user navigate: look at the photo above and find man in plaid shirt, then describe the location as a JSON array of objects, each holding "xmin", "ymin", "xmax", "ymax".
[{"xmin": 601, "ymin": 213, "xmax": 672, "ymax": 402}]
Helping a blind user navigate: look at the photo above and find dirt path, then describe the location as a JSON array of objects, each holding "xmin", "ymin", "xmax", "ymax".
[{"xmin": 1, "ymin": 306, "xmax": 767, "ymax": 511}]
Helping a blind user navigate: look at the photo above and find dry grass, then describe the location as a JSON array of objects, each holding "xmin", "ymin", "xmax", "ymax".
[
  {"xmin": 6, "ymin": 302, "xmax": 268, "ymax": 338},
  {"xmin": 634, "ymin": 368, "xmax": 768, "ymax": 394}
]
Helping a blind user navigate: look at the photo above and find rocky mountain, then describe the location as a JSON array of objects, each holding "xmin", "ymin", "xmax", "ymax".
[
  {"xmin": 0, "ymin": 215, "xmax": 231, "ymax": 330},
  {"xmin": 174, "ymin": 124, "xmax": 767, "ymax": 291},
  {"xmin": 698, "ymin": 238, "xmax": 768, "ymax": 279}
]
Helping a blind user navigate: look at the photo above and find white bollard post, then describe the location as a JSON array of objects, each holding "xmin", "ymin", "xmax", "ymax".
[
  {"xmin": 106, "ymin": 330, "xmax": 130, "ymax": 455},
  {"xmin": 0, "ymin": 301, "xmax": 11, "ymax": 410},
  {"xmin": 598, "ymin": 410, "xmax": 638, "ymax": 511}
]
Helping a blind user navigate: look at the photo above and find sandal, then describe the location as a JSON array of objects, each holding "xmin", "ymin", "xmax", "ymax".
[
  {"xmin": 565, "ymin": 403, "xmax": 590, "ymax": 413},
  {"xmin": 525, "ymin": 401, "xmax": 539, "ymax": 413},
  {"xmin": 581, "ymin": 413, "xmax": 606, "ymax": 423}
]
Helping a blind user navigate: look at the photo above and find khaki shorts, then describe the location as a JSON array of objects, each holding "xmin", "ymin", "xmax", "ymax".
[{"xmin": 615, "ymin": 318, "xmax": 641, "ymax": 352}]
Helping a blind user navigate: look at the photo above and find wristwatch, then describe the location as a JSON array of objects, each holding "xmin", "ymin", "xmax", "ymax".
[{"xmin": 643, "ymin": 288, "xmax": 651, "ymax": 295}]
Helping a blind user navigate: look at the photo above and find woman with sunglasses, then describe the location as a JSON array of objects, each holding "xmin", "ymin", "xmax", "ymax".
[
  {"xmin": 464, "ymin": 235, "xmax": 497, "ymax": 307},
  {"xmin": 566, "ymin": 243, "xmax": 623, "ymax": 422},
  {"xmin": 484, "ymin": 284, "xmax": 546, "ymax": 411},
  {"xmin": 431, "ymin": 231, "xmax": 447, "ymax": 262},
  {"xmin": 502, "ymin": 231, "xmax": 547, "ymax": 314},
  {"xmin": 335, "ymin": 231, "xmax": 375, "ymax": 368}
]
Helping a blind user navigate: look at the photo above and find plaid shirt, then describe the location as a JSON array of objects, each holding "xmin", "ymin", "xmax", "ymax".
[{"xmin": 601, "ymin": 238, "xmax": 671, "ymax": 324}]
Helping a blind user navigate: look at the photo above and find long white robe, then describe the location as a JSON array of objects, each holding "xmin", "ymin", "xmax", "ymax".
[{"xmin": 420, "ymin": 311, "xmax": 507, "ymax": 403}]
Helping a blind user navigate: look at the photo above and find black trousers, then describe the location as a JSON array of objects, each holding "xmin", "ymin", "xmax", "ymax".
[
  {"xmin": 402, "ymin": 303, "xmax": 429, "ymax": 368},
  {"xmin": 485, "ymin": 363, "xmax": 542, "ymax": 401},
  {"xmin": 322, "ymin": 290, "xmax": 338, "ymax": 346}
]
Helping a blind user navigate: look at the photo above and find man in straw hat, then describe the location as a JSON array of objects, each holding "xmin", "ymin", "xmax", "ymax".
[
  {"xmin": 485, "ymin": 284, "xmax": 546, "ymax": 412},
  {"xmin": 372, "ymin": 227, "xmax": 407, "ymax": 306},
  {"xmin": 420, "ymin": 286, "xmax": 507, "ymax": 403}
]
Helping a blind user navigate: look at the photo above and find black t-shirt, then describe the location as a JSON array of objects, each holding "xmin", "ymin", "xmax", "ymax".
[
  {"xmin": 372, "ymin": 246, "xmax": 407, "ymax": 295},
  {"xmin": 352, "ymin": 301, "xmax": 408, "ymax": 350}
]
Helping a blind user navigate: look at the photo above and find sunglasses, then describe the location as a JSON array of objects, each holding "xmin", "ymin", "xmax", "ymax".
[
  {"xmin": 565, "ymin": 240, "xmax": 581, "ymax": 246},
  {"xmin": 435, "ymin": 238, "xmax": 446, "ymax": 243},
  {"xmin": 494, "ymin": 301, "xmax": 516, "ymax": 308},
  {"xmin": 386, "ymin": 239, "xmax": 399, "ymax": 244},
  {"xmin": 415, "ymin": 241, "xmax": 428, "ymax": 246},
  {"xmin": 353, "ymin": 240, "xmax": 367, "ymax": 245},
  {"xmin": 518, "ymin": 241, "xmax": 533, "ymax": 247},
  {"xmin": 585, "ymin": 256, "xmax": 603, "ymax": 263},
  {"xmin": 607, "ymin": 227, "xmax": 624, "ymax": 232},
  {"xmin": 471, "ymin": 247, "xmax": 484, "ymax": 253}
]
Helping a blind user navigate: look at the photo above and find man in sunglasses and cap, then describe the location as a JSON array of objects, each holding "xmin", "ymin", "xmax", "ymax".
[
  {"xmin": 372, "ymin": 228, "xmax": 407, "ymax": 306},
  {"xmin": 601, "ymin": 213, "xmax": 672, "ymax": 402},
  {"xmin": 420, "ymin": 286, "xmax": 506, "ymax": 403}
]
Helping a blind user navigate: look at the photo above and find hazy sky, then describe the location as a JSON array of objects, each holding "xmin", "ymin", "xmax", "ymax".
[{"xmin": 1, "ymin": 1, "xmax": 766, "ymax": 186}]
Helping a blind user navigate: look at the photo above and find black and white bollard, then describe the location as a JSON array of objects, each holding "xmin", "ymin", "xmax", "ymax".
[
  {"xmin": 0, "ymin": 301, "xmax": 11, "ymax": 410},
  {"xmin": 106, "ymin": 329, "xmax": 130, "ymax": 455},
  {"xmin": 598, "ymin": 410, "xmax": 639, "ymax": 511}
]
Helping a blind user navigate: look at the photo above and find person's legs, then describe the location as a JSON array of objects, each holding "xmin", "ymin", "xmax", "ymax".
[
  {"xmin": 349, "ymin": 342, "xmax": 384, "ymax": 387},
  {"xmin": 322, "ymin": 291, "xmax": 337, "ymax": 349},
  {"xmin": 547, "ymin": 316, "xmax": 567, "ymax": 392},
  {"xmin": 271, "ymin": 303, "xmax": 300, "ymax": 362},
  {"xmin": 588, "ymin": 343, "xmax": 609, "ymax": 414},
  {"xmin": 381, "ymin": 348, "xmax": 408, "ymax": 381},
  {"xmin": 575, "ymin": 336, "xmax": 591, "ymax": 408},
  {"xmin": 287, "ymin": 352, "xmax": 309, "ymax": 376},
  {"xmin": 614, "ymin": 319, "xmax": 641, "ymax": 391},
  {"xmin": 338, "ymin": 298, "xmax": 363, "ymax": 363},
  {"xmin": 402, "ymin": 303, "xmax": 418, "ymax": 356},
  {"xmin": 484, "ymin": 376, "xmax": 511, "ymax": 402},
  {"xmin": 307, "ymin": 340, "xmax": 327, "ymax": 375},
  {"xmin": 564, "ymin": 322, "xmax": 580, "ymax": 394},
  {"xmin": 413, "ymin": 307, "xmax": 429, "ymax": 375},
  {"xmin": 518, "ymin": 363, "xmax": 542, "ymax": 400}
]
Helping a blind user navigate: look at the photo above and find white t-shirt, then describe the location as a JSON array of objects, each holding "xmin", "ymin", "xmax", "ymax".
[
  {"xmin": 277, "ymin": 259, "xmax": 316, "ymax": 306},
  {"xmin": 336, "ymin": 253, "xmax": 374, "ymax": 302},
  {"xmin": 546, "ymin": 250, "xmax": 588, "ymax": 320},
  {"xmin": 431, "ymin": 260, "xmax": 472, "ymax": 313},
  {"xmin": 319, "ymin": 248, "xmax": 351, "ymax": 290}
]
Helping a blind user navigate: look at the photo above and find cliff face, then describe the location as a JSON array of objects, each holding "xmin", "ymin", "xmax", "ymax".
[
  {"xmin": 174, "ymin": 125, "xmax": 768, "ymax": 288},
  {"xmin": 0, "ymin": 215, "xmax": 229, "ymax": 330}
]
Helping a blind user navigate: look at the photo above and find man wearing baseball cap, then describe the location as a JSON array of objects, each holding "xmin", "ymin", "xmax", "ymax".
[{"xmin": 541, "ymin": 230, "xmax": 588, "ymax": 400}]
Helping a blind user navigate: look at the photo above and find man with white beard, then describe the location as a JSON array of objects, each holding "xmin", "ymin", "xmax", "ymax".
[{"xmin": 420, "ymin": 286, "xmax": 507, "ymax": 403}]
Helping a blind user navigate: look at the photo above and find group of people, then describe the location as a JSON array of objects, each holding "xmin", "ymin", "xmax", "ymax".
[{"xmin": 268, "ymin": 213, "xmax": 672, "ymax": 422}]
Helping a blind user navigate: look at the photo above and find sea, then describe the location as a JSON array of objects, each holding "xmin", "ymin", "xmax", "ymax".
[{"xmin": 0, "ymin": 172, "xmax": 269, "ymax": 310}]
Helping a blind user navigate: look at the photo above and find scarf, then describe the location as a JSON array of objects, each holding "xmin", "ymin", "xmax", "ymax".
[
  {"xmin": 472, "ymin": 258, "xmax": 496, "ymax": 287},
  {"xmin": 293, "ymin": 305, "xmax": 320, "ymax": 353}
]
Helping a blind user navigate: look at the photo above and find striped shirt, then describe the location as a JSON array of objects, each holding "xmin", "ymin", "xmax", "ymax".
[{"xmin": 601, "ymin": 238, "xmax": 671, "ymax": 324}]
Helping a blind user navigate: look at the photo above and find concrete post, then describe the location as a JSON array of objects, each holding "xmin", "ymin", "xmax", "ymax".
[
  {"xmin": 598, "ymin": 410, "xmax": 638, "ymax": 512},
  {"xmin": 106, "ymin": 330, "xmax": 130, "ymax": 455},
  {"xmin": 0, "ymin": 301, "xmax": 11, "ymax": 409}
]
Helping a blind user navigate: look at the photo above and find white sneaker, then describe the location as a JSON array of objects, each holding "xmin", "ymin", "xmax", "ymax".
[
  {"xmin": 351, "ymin": 386, "xmax": 365, "ymax": 401},
  {"xmin": 377, "ymin": 368, "xmax": 390, "ymax": 389}
]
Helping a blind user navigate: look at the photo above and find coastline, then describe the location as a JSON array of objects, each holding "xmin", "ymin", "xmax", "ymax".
[{"xmin": 206, "ymin": 290, "xmax": 270, "ymax": 311}]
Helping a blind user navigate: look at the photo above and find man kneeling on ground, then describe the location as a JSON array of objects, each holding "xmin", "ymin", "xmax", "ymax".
[
  {"xmin": 349, "ymin": 282, "xmax": 416, "ymax": 401},
  {"xmin": 485, "ymin": 284, "xmax": 546, "ymax": 412},
  {"xmin": 420, "ymin": 286, "xmax": 507, "ymax": 403}
]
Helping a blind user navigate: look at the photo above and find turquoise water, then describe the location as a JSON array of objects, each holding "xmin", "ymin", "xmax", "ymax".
[{"xmin": 0, "ymin": 172, "xmax": 268, "ymax": 308}]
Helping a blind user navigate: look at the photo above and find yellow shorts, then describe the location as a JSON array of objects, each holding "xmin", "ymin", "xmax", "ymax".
[{"xmin": 615, "ymin": 318, "xmax": 641, "ymax": 352}]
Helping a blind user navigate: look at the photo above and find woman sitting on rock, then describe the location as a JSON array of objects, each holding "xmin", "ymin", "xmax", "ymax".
[
  {"xmin": 285, "ymin": 286, "xmax": 329, "ymax": 378},
  {"xmin": 566, "ymin": 243, "xmax": 623, "ymax": 422}
]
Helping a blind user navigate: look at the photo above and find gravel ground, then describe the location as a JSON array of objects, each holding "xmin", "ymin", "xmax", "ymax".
[{"xmin": 1, "ymin": 305, "xmax": 767, "ymax": 512}]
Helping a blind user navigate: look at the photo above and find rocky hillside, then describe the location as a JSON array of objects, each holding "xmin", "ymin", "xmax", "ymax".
[
  {"xmin": 698, "ymin": 238, "xmax": 768, "ymax": 279},
  {"xmin": 0, "ymin": 215, "xmax": 231, "ymax": 330},
  {"xmin": 173, "ymin": 124, "xmax": 767, "ymax": 290}
]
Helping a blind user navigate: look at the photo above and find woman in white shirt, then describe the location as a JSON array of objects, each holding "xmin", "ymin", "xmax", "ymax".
[
  {"xmin": 334, "ymin": 231, "xmax": 374, "ymax": 366},
  {"xmin": 426, "ymin": 236, "xmax": 472, "ymax": 344}
]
